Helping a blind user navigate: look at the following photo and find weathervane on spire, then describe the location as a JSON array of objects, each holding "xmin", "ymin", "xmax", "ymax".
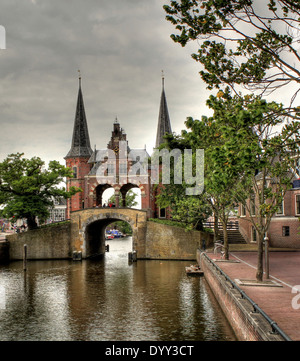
[
  {"xmin": 161, "ymin": 70, "xmax": 165, "ymax": 88},
  {"xmin": 78, "ymin": 69, "xmax": 81, "ymax": 87}
]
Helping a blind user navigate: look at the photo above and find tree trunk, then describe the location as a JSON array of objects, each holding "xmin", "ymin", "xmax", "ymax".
[
  {"xmin": 222, "ymin": 224, "xmax": 229, "ymax": 260},
  {"xmin": 214, "ymin": 214, "xmax": 219, "ymax": 242},
  {"xmin": 27, "ymin": 216, "xmax": 38, "ymax": 230},
  {"xmin": 256, "ymin": 234, "xmax": 264, "ymax": 282}
]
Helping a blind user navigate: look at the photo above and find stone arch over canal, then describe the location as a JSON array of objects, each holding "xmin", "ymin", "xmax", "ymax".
[
  {"xmin": 5, "ymin": 208, "xmax": 213, "ymax": 262},
  {"xmin": 70, "ymin": 208, "xmax": 148, "ymax": 258}
]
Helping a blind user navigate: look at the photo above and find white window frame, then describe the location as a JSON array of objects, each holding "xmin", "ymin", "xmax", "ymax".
[
  {"xmin": 276, "ymin": 199, "xmax": 284, "ymax": 216},
  {"xmin": 240, "ymin": 204, "xmax": 246, "ymax": 217},
  {"xmin": 251, "ymin": 226, "xmax": 257, "ymax": 243}
]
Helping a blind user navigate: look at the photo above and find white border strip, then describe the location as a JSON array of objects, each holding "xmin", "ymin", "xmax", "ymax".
[{"xmin": 230, "ymin": 253, "xmax": 294, "ymax": 289}]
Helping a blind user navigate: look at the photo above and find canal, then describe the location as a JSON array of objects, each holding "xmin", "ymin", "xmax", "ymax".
[{"xmin": 0, "ymin": 237, "xmax": 236, "ymax": 341}]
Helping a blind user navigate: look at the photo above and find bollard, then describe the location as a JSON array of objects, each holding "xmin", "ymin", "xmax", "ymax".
[
  {"xmin": 72, "ymin": 251, "xmax": 82, "ymax": 261},
  {"xmin": 132, "ymin": 251, "xmax": 137, "ymax": 262},
  {"xmin": 23, "ymin": 244, "xmax": 27, "ymax": 271},
  {"xmin": 128, "ymin": 251, "xmax": 137, "ymax": 262}
]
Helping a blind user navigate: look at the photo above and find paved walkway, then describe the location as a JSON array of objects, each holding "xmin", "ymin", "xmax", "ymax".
[{"xmin": 206, "ymin": 251, "xmax": 300, "ymax": 341}]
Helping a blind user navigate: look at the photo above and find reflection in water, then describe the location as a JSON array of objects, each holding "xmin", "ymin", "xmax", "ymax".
[{"xmin": 0, "ymin": 237, "xmax": 236, "ymax": 341}]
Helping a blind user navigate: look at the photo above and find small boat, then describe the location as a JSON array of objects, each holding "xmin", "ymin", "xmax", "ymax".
[
  {"xmin": 111, "ymin": 230, "xmax": 123, "ymax": 238},
  {"xmin": 105, "ymin": 233, "xmax": 114, "ymax": 240},
  {"xmin": 185, "ymin": 264, "xmax": 204, "ymax": 276}
]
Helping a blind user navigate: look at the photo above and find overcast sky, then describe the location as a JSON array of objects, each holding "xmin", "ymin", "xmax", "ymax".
[
  {"xmin": 0, "ymin": 0, "xmax": 213, "ymax": 166},
  {"xmin": 1, "ymin": 0, "xmax": 297, "ymax": 170}
]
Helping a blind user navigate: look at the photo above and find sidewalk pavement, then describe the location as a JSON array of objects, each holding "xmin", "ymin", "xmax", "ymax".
[{"xmin": 206, "ymin": 250, "xmax": 300, "ymax": 341}]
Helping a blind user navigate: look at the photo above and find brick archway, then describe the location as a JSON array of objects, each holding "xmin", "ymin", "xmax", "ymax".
[{"xmin": 119, "ymin": 183, "xmax": 144, "ymax": 207}]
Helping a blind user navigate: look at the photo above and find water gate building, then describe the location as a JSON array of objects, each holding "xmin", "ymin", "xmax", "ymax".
[{"xmin": 64, "ymin": 75, "xmax": 171, "ymax": 220}]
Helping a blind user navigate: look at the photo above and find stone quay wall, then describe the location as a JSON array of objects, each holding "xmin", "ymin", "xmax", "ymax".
[
  {"xmin": 144, "ymin": 221, "xmax": 214, "ymax": 260},
  {"xmin": 0, "ymin": 241, "xmax": 9, "ymax": 263},
  {"xmin": 6, "ymin": 222, "xmax": 71, "ymax": 260},
  {"xmin": 2, "ymin": 219, "xmax": 214, "ymax": 262}
]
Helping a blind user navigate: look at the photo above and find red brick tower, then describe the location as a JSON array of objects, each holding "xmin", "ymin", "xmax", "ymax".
[{"xmin": 65, "ymin": 76, "xmax": 92, "ymax": 218}]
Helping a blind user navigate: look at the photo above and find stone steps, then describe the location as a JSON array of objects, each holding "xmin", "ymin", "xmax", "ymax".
[{"xmin": 218, "ymin": 230, "xmax": 247, "ymax": 244}]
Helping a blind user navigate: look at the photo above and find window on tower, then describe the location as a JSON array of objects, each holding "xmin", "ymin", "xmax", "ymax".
[{"xmin": 73, "ymin": 167, "xmax": 77, "ymax": 179}]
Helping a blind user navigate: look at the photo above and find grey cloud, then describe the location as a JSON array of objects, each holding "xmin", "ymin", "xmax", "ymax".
[{"xmin": 0, "ymin": 0, "xmax": 209, "ymax": 165}]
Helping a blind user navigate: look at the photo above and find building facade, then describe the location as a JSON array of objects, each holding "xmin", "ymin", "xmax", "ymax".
[
  {"xmin": 238, "ymin": 179, "xmax": 300, "ymax": 248},
  {"xmin": 65, "ymin": 75, "xmax": 172, "ymax": 220},
  {"xmin": 48, "ymin": 198, "xmax": 67, "ymax": 223}
]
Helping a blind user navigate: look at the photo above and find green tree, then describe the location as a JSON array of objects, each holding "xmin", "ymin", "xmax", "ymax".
[
  {"xmin": 157, "ymin": 188, "xmax": 212, "ymax": 232},
  {"xmin": 164, "ymin": 1, "xmax": 300, "ymax": 279},
  {"xmin": 158, "ymin": 90, "xmax": 300, "ymax": 276},
  {"xmin": 109, "ymin": 221, "xmax": 133, "ymax": 236},
  {"xmin": 157, "ymin": 96, "xmax": 252, "ymax": 260},
  {"xmin": 0, "ymin": 153, "xmax": 81, "ymax": 230},
  {"xmin": 164, "ymin": 0, "xmax": 300, "ymax": 118},
  {"xmin": 207, "ymin": 92, "xmax": 300, "ymax": 280},
  {"xmin": 108, "ymin": 189, "xmax": 138, "ymax": 208},
  {"xmin": 154, "ymin": 134, "xmax": 212, "ymax": 232}
]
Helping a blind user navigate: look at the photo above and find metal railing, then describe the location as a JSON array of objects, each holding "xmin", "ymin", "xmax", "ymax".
[
  {"xmin": 203, "ymin": 221, "xmax": 239, "ymax": 230},
  {"xmin": 201, "ymin": 252, "xmax": 292, "ymax": 341}
]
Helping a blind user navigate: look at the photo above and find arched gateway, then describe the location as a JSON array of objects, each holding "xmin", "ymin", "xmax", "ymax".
[
  {"xmin": 70, "ymin": 208, "xmax": 148, "ymax": 258},
  {"xmin": 64, "ymin": 75, "xmax": 173, "ymax": 221}
]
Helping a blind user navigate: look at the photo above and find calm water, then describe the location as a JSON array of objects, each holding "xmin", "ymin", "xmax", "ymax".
[{"xmin": 0, "ymin": 237, "xmax": 236, "ymax": 341}]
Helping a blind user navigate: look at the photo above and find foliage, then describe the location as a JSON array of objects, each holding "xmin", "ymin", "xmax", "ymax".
[
  {"xmin": 164, "ymin": 0, "xmax": 300, "ymax": 279},
  {"xmin": 158, "ymin": 192, "xmax": 211, "ymax": 231},
  {"xmin": 109, "ymin": 220, "xmax": 133, "ymax": 235},
  {"xmin": 156, "ymin": 93, "xmax": 255, "ymax": 258},
  {"xmin": 108, "ymin": 189, "xmax": 138, "ymax": 208},
  {"xmin": 154, "ymin": 139, "xmax": 212, "ymax": 232},
  {"xmin": 0, "ymin": 153, "xmax": 81, "ymax": 229},
  {"xmin": 206, "ymin": 91, "xmax": 300, "ymax": 280},
  {"xmin": 157, "ymin": 86, "xmax": 300, "ymax": 278},
  {"xmin": 164, "ymin": 0, "xmax": 300, "ymax": 117},
  {"xmin": 39, "ymin": 220, "xmax": 71, "ymax": 229}
]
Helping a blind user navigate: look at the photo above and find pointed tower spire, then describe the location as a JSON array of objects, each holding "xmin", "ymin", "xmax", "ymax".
[
  {"xmin": 65, "ymin": 73, "xmax": 92, "ymax": 159},
  {"xmin": 155, "ymin": 71, "xmax": 172, "ymax": 148}
]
